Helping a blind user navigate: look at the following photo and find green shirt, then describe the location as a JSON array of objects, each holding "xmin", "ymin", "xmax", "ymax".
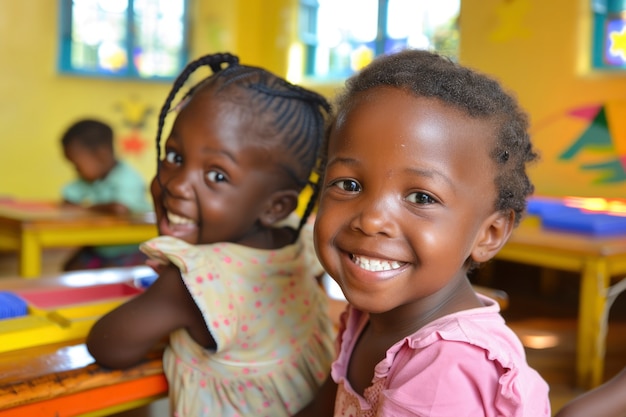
[{"xmin": 62, "ymin": 160, "xmax": 151, "ymax": 257}]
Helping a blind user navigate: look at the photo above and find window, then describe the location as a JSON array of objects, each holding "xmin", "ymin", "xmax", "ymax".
[
  {"xmin": 592, "ymin": 0, "xmax": 626, "ymax": 70},
  {"xmin": 299, "ymin": 0, "xmax": 460, "ymax": 80},
  {"xmin": 58, "ymin": 0, "xmax": 189, "ymax": 80}
]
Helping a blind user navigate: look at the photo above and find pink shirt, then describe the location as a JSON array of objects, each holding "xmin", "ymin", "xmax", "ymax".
[{"xmin": 331, "ymin": 295, "xmax": 551, "ymax": 416}]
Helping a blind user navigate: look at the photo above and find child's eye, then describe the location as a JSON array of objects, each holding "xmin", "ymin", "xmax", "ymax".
[
  {"xmin": 332, "ymin": 179, "xmax": 361, "ymax": 193},
  {"xmin": 165, "ymin": 151, "xmax": 182, "ymax": 165},
  {"xmin": 206, "ymin": 170, "xmax": 227, "ymax": 183},
  {"xmin": 406, "ymin": 192, "xmax": 437, "ymax": 205}
]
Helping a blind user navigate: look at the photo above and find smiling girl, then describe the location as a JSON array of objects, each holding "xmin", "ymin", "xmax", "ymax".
[
  {"xmin": 296, "ymin": 49, "xmax": 551, "ymax": 416},
  {"xmin": 87, "ymin": 53, "xmax": 336, "ymax": 417}
]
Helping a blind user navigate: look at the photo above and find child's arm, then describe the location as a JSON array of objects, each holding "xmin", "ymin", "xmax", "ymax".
[
  {"xmin": 86, "ymin": 263, "xmax": 214, "ymax": 369},
  {"xmin": 293, "ymin": 375, "xmax": 337, "ymax": 417},
  {"xmin": 60, "ymin": 199, "xmax": 129, "ymax": 215},
  {"xmin": 87, "ymin": 202, "xmax": 131, "ymax": 215},
  {"xmin": 555, "ymin": 367, "xmax": 626, "ymax": 417}
]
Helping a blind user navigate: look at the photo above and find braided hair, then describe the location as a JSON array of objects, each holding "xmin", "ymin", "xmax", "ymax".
[{"xmin": 155, "ymin": 52, "xmax": 331, "ymax": 237}]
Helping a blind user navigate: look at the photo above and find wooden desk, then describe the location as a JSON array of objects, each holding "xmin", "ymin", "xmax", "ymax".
[
  {"xmin": 0, "ymin": 267, "xmax": 168, "ymax": 417},
  {"xmin": 0, "ymin": 200, "xmax": 157, "ymax": 278},
  {"xmin": 497, "ymin": 216, "xmax": 626, "ymax": 389},
  {"xmin": 0, "ymin": 341, "xmax": 167, "ymax": 417}
]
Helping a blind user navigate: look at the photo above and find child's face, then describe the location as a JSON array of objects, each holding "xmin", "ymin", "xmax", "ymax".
[
  {"xmin": 314, "ymin": 86, "xmax": 501, "ymax": 314},
  {"xmin": 64, "ymin": 143, "xmax": 114, "ymax": 183},
  {"xmin": 152, "ymin": 88, "xmax": 288, "ymax": 245}
]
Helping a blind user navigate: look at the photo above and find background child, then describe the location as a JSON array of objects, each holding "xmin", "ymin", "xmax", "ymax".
[
  {"xmin": 296, "ymin": 49, "xmax": 551, "ymax": 416},
  {"xmin": 86, "ymin": 53, "xmax": 336, "ymax": 417},
  {"xmin": 60, "ymin": 118, "xmax": 151, "ymax": 271}
]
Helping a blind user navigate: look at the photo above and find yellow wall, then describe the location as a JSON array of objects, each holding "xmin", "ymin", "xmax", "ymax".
[
  {"xmin": 0, "ymin": 0, "xmax": 296, "ymax": 200},
  {"xmin": 459, "ymin": 0, "xmax": 626, "ymax": 199},
  {"xmin": 2, "ymin": 0, "xmax": 626, "ymax": 200}
]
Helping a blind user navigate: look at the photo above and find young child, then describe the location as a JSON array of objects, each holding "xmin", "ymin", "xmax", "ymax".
[
  {"xmin": 296, "ymin": 49, "xmax": 551, "ymax": 416},
  {"xmin": 60, "ymin": 118, "xmax": 151, "ymax": 270},
  {"xmin": 555, "ymin": 366, "xmax": 626, "ymax": 417},
  {"xmin": 86, "ymin": 53, "xmax": 336, "ymax": 417}
]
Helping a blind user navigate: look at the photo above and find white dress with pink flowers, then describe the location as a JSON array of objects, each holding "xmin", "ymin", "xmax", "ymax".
[{"xmin": 140, "ymin": 224, "xmax": 335, "ymax": 417}]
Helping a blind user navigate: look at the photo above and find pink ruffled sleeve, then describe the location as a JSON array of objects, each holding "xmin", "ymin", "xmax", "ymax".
[{"xmin": 379, "ymin": 341, "xmax": 550, "ymax": 417}]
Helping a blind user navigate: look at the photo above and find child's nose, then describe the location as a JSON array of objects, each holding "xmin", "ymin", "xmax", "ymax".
[
  {"xmin": 163, "ymin": 169, "xmax": 195, "ymax": 200},
  {"xmin": 351, "ymin": 193, "xmax": 398, "ymax": 237}
]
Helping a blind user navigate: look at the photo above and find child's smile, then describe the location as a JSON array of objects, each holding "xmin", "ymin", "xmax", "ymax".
[
  {"xmin": 350, "ymin": 253, "xmax": 405, "ymax": 272},
  {"xmin": 344, "ymin": 251, "xmax": 411, "ymax": 287},
  {"xmin": 162, "ymin": 210, "xmax": 197, "ymax": 236}
]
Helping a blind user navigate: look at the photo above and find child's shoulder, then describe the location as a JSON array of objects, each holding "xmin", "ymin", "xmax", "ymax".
[
  {"xmin": 379, "ymin": 307, "xmax": 550, "ymax": 415},
  {"xmin": 140, "ymin": 236, "xmax": 216, "ymax": 273},
  {"xmin": 108, "ymin": 160, "xmax": 144, "ymax": 181}
]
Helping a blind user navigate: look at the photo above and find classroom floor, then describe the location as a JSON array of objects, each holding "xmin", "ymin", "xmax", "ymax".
[{"xmin": 1, "ymin": 251, "xmax": 625, "ymax": 417}]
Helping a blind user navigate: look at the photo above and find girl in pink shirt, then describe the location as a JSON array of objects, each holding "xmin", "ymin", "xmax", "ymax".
[{"xmin": 296, "ymin": 49, "xmax": 551, "ymax": 416}]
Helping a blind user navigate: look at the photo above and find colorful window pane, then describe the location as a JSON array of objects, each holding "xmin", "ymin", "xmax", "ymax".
[
  {"xmin": 59, "ymin": 0, "xmax": 188, "ymax": 80},
  {"xmin": 605, "ymin": 16, "xmax": 626, "ymax": 66},
  {"xmin": 592, "ymin": 0, "xmax": 626, "ymax": 70},
  {"xmin": 299, "ymin": 0, "xmax": 460, "ymax": 79}
]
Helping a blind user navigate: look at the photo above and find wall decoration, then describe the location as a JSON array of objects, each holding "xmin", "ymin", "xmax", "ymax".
[
  {"xmin": 115, "ymin": 96, "xmax": 154, "ymax": 157},
  {"xmin": 558, "ymin": 100, "xmax": 626, "ymax": 184}
]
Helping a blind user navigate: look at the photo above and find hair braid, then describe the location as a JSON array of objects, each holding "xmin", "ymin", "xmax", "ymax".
[
  {"xmin": 242, "ymin": 78, "xmax": 331, "ymax": 238},
  {"xmin": 296, "ymin": 178, "xmax": 322, "ymax": 235},
  {"xmin": 155, "ymin": 53, "xmax": 239, "ymax": 163}
]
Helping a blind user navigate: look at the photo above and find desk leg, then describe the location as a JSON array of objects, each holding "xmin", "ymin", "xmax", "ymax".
[
  {"xmin": 19, "ymin": 230, "xmax": 42, "ymax": 278},
  {"xmin": 577, "ymin": 258, "xmax": 609, "ymax": 389}
]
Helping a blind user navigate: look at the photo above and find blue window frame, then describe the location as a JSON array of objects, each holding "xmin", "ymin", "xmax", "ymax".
[
  {"xmin": 592, "ymin": 0, "xmax": 626, "ymax": 70},
  {"xmin": 299, "ymin": 0, "xmax": 460, "ymax": 80},
  {"xmin": 58, "ymin": 0, "xmax": 189, "ymax": 81}
]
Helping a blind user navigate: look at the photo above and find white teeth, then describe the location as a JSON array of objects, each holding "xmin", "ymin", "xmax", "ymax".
[
  {"xmin": 352, "ymin": 255, "xmax": 403, "ymax": 271},
  {"xmin": 167, "ymin": 211, "xmax": 195, "ymax": 225}
]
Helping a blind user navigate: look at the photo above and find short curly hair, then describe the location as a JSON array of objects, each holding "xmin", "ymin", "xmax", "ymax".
[
  {"xmin": 325, "ymin": 49, "xmax": 538, "ymax": 226},
  {"xmin": 61, "ymin": 119, "xmax": 114, "ymax": 152}
]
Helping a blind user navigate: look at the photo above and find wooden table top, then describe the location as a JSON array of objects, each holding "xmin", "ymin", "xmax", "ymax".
[
  {"xmin": 0, "ymin": 199, "xmax": 155, "ymax": 226},
  {"xmin": 0, "ymin": 340, "xmax": 165, "ymax": 409},
  {"xmin": 0, "ymin": 266, "xmax": 166, "ymax": 410}
]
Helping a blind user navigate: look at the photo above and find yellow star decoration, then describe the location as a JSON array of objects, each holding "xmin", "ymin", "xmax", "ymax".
[
  {"xmin": 490, "ymin": 0, "xmax": 532, "ymax": 43},
  {"xmin": 609, "ymin": 26, "xmax": 626, "ymax": 60},
  {"xmin": 116, "ymin": 96, "xmax": 153, "ymax": 129}
]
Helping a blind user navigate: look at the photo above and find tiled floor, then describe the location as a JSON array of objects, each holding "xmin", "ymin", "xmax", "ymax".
[{"xmin": 1, "ymin": 251, "xmax": 625, "ymax": 416}]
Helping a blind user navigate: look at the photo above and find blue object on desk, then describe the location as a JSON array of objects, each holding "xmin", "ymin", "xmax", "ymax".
[
  {"xmin": 0, "ymin": 291, "xmax": 28, "ymax": 319},
  {"xmin": 527, "ymin": 197, "xmax": 569, "ymax": 216},
  {"xmin": 527, "ymin": 197, "xmax": 626, "ymax": 236},
  {"xmin": 541, "ymin": 209, "xmax": 626, "ymax": 236},
  {"xmin": 136, "ymin": 273, "xmax": 158, "ymax": 289}
]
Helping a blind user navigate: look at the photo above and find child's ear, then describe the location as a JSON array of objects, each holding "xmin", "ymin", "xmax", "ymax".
[
  {"xmin": 259, "ymin": 189, "xmax": 300, "ymax": 226},
  {"xmin": 471, "ymin": 209, "xmax": 515, "ymax": 263}
]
